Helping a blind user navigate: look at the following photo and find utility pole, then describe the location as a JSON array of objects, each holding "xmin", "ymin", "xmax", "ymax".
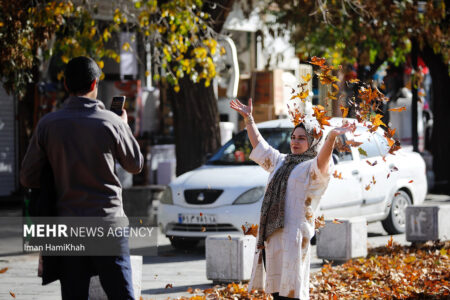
[{"xmin": 411, "ymin": 39, "xmax": 419, "ymax": 152}]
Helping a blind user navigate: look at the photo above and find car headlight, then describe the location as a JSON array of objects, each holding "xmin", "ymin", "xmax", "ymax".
[
  {"xmin": 160, "ymin": 187, "xmax": 173, "ymax": 205},
  {"xmin": 233, "ymin": 187, "xmax": 265, "ymax": 205}
]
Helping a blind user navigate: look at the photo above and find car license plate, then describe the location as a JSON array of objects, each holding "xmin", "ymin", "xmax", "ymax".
[{"xmin": 178, "ymin": 214, "xmax": 217, "ymax": 224}]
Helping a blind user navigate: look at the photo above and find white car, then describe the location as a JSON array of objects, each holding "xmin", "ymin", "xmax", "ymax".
[{"xmin": 158, "ymin": 118, "xmax": 427, "ymax": 249}]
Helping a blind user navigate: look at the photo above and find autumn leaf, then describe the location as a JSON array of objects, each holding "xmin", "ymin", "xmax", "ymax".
[
  {"xmin": 366, "ymin": 160, "xmax": 378, "ymax": 166},
  {"xmin": 314, "ymin": 214, "xmax": 325, "ymax": 231},
  {"xmin": 387, "ymin": 236, "xmax": 394, "ymax": 248},
  {"xmin": 301, "ymin": 73, "xmax": 311, "ymax": 82},
  {"xmin": 201, "ymin": 226, "xmax": 206, "ymax": 232},
  {"xmin": 340, "ymin": 105, "xmax": 349, "ymax": 118},
  {"xmin": 9, "ymin": 292, "xmax": 15, "ymax": 298},
  {"xmin": 309, "ymin": 56, "xmax": 326, "ymax": 67},
  {"xmin": 346, "ymin": 140, "xmax": 363, "ymax": 147},
  {"xmin": 408, "ymin": 180, "xmax": 414, "ymax": 183},
  {"xmin": 389, "ymin": 106, "xmax": 407, "ymax": 112},
  {"xmin": 199, "ymin": 212, "xmax": 203, "ymax": 216},
  {"xmin": 358, "ymin": 147, "xmax": 368, "ymax": 157},
  {"xmin": 187, "ymin": 287, "xmax": 194, "ymax": 294},
  {"xmin": 365, "ymin": 184, "xmax": 371, "ymax": 191},
  {"xmin": 333, "ymin": 170, "xmax": 343, "ymax": 179},
  {"xmin": 349, "ymin": 78, "xmax": 360, "ymax": 83},
  {"xmin": 241, "ymin": 224, "xmax": 258, "ymax": 237},
  {"xmin": 332, "ymin": 219, "xmax": 343, "ymax": 224},
  {"xmin": 312, "ymin": 105, "xmax": 331, "ymax": 128},
  {"xmin": 165, "ymin": 283, "xmax": 173, "ymax": 289},
  {"xmin": 227, "ymin": 235, "xmax": 232, "ymax": 240},
  {"xmin": 0, "ymin": 267, "xmax": 8, "ymax": 274}
]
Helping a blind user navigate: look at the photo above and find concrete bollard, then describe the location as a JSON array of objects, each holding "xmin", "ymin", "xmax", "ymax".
[
  {"xmin": 88, "ymin": 255, "xmax": 143, "ymax": 300},
  {"xmin": 206, "ymin": 234, "xmax": 255, "ymax": 283},
  {"xmin": 406, "ymin": 205, "xmax": 450, "ymax": 242},
  {"xmin": 317, "ymin": 217, "xmax": 367, "ymax": 261}
]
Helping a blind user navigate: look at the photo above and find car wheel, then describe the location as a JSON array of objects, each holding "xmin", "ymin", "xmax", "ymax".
[
  {"xmin": 381, "ymin": 190, "xmax": 411, "ymax": 235},
  {"xmin": 169, "ymin": 237, "xmax": 200, "ymax": 250}
]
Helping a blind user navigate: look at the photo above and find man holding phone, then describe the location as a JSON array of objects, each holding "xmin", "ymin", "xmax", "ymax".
[{"xmin": 20, "ymin": 56, "xmax": 143, "ymax": 300}]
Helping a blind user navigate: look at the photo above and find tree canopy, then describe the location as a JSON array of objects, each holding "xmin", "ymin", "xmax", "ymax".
[{"xmin": 0, "ymin": 0, "xmax": 223, "ymax": 98}]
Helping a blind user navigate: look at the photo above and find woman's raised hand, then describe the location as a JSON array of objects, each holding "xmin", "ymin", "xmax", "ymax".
[{"xmin": 230, "ymin": 98, "xmax": 253, "ymax": 119}]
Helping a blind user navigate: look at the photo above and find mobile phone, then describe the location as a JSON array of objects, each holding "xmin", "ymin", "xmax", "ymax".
[{"xmin": 110, "ymin": 96, "xmax": 126, "ymax": 116}]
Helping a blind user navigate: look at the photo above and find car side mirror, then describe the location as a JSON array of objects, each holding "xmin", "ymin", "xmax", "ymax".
[{"xmin": 332, "ymin": 153, "xmax": 339, "ymax": 165}]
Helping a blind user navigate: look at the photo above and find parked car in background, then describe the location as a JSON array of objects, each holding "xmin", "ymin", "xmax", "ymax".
[{"xmin": 158, "ymin": 118, "xmax": 427, "ymax": 249}]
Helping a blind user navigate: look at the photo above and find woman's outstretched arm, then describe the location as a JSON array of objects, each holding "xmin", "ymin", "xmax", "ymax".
[
  {"xmin": 230, "ymin": 98, "xmax": 262, "ymax": 149},
  {"xmin": 317, "ymin": 126, "xmax": 353, "ymax": 174}
]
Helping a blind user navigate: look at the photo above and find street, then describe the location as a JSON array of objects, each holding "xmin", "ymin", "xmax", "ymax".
[{"xmin": 0, "ymin": 194, "xmax": 448, "ymax": 300}]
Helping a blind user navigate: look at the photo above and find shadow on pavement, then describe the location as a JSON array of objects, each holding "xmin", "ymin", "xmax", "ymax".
[{"xmin": 142, "ymin": 283, "xmax": 213, "ymax": 295}]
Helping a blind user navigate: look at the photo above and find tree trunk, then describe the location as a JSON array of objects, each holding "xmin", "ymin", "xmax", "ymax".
[
  {"xmin": 420, "ymin": 45, "xmax": 450, "ymax": 194},
  {"xmin": 167, "ymin": 0, "xmax": 235, "ymax": 176},
  {"xmin": 169, "ymin": 77, "xmax": 222, "ymax": 176}
]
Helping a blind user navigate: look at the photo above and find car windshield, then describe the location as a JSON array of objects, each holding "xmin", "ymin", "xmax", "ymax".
[{"xmin": 207, "ymin": 128, "xmax": 292, "ymax": 165}]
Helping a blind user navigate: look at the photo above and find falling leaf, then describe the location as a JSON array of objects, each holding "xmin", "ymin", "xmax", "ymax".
[
  {"xmin": 358, "ymin": 147, "xmax": 368, "ymax": 157},
  {"xmin": 408, "ymin": 180, "xmax": 414, "ymax": 183},
  {"xmin": 301, "ymin": 73, "xmax": 311, "ymax": 82},
  {"xmin": 201, "ymin": 227, "xmax": 206, "ymax": 232},
  {"xmin": 241, "ymin": 224, "xmax": 258, "ymax": 237},
  {"xmin": 199, "ymin": 212, "xmax": 203, "ymax": 216},
  {"xmin": 0, "ymin": 267, "xmax": 8, "ymax": 274},
  {"xmin": 366, "ymin": 160, "xmax": 378, "ymax": 166},
  {"xmin": 139, "ymin": 219, "xmax": 142, "ymax": 224},
  {"xmin": 365, "ymin": 184, "xmax": 371, "ymax": 191},
  {"xmin": 333, "ymin": 170, "xmax": 343, "ymax": 179},
  {"xmin": 9, "ymin": 292, "xmax": 15, "ymax": 298},
  {"xmin": 314, "ymin": 214, "xmax": 325, "ymax": 231},
  {"xmin": 333, "ymin": 219, "xmax": 343, "ymax": 224},
  {"xmin": 312, "ymin": 105, "xmax": 331, "ymax": 128},
  {"xmin": 227, "ymin": 235, "xmax": 232, "ymax": 240},
  {"xmin": 165, "ymin": 283, "xmax": 173, "ymax": 289},
  {"xmin": 340, "ymin": 105, "xmax": 349, "ymax": 118},
  {"xmin": 389, "ymin": 106, "xmax": 407, "ymax": 112},
  {"xmin": 346, "ymin": 140, "xmax": 363, "ymax": 147}
]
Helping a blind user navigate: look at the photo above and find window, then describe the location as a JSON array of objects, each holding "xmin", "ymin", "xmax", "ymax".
[
  {"xmin": 333, "ymin": 135, "xmax": 353, "ymax": 162},
  {"xmin": 207, "ymin": 128, "xmax": 291, "ymax": 165},
  {"xmin": 373, "ymin": 132, "xmax": 390, "ymax": 156},
  {"xmin": 354, "ymin": 132, "xmax": 382, "ymax": 158}
]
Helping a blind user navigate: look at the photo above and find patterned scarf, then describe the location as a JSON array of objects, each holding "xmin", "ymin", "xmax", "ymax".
[{"xmin": 257, "ymin": 125, "xmax": 321, "ymax": 249}]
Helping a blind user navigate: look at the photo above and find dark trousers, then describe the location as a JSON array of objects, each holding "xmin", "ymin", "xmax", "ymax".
[
  {"xmin": 272, "ymin": 293, "xmax": 299, "ymax": 300},
  {"xmin": 59, "ymin": 255, "xmax": 135, "ymax": 300}
]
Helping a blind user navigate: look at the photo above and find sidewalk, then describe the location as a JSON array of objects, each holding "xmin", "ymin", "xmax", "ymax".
[{"xmin": 0, "ymin": 194, "xmax": 448, "ymax": 299}]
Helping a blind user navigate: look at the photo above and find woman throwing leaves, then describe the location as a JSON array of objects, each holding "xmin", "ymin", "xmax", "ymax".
[{"xmin": 230, "ymin": 98, "xmax": 351, "ymax": 300}]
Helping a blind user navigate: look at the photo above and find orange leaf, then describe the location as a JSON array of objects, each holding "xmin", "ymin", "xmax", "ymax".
[
  {"xmin": 309, "ymin": 56, "xmax": 326, "ymax": 67},
  {"xmin": 387, "ymin": 236, "xmax": 394, "ymax": 248},
  {"xmin": 9, "ymin": 292, "xmax": 15, "ymax": 298},
  {"xmin": 201, "ymin": 226, "xmax": 206, "ymax": 232},
  {"xmin": 365, "ymin": 184, "xmax": 371, "ymax": 191},
  {"xmin": 332, "ymin": 219, "xmax": 343, "ymax": 224},
  {"xmin": 187, "ymin": 287, "xmax": 194, "ymax": 294},
  {"xmin": 389, "ymin": 106, "xmax": 407, "ymax": 112},
  {"xmin": 301, "ymin": 73, "xmax": 311, "ymax": 82},
  {"xmin": 0, "ymin": 267, "xmax": 8, "ymax": 274},
  {"xmin": 408, "ymin": 180, "xmax": 414, "ymax": 183},
  {"xmin": 340, "ymin": 105, "xmax": 349, "ymax": 118},
  {"xmin": 332, "ymin": 170, "xmax": 343, "ymax": 179},
  {"xmin": 346, "ymin": 140, "xmax": 363, "ymax": 147},
  {"xmin": 242, "ymin": 224, "xmax": 258, "ymax": 237}
]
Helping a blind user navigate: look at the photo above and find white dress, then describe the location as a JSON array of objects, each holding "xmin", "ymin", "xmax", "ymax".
[{"xmin": 248, "ymin": 139, "xmax": 332, "ymax": 299}]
